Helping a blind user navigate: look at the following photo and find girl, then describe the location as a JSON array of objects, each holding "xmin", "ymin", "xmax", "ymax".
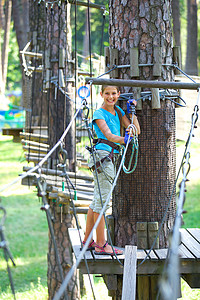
[{"xmin": 83, "ymin": 85, "xmax": 140, "ymax": 255}]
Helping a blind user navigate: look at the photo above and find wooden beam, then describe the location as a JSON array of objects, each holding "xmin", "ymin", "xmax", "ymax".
[
  {"xmin": 122, "ymin": 246, "xmax": 137, "ymax": 300},
  {"xmin": 85, "ymin": 77, "xmax": 200, "ymax": 90}
]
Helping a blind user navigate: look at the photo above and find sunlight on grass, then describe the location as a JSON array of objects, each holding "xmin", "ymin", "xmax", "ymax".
[
  {"xmin": 181, "ymin": 279, "xmax": 200, "ymax": 300},
  {"xmin": 0, "ymin": 277, "xmax": 48, "ymax": 300}
]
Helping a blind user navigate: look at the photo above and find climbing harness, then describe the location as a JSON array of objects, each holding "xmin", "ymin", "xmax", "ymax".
[{"xmin": 0, "ymin": 206, "xmax": 16, "ymax": 300}]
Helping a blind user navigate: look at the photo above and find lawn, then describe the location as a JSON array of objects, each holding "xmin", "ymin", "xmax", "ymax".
[{"xmin": 0, "ymin": 134, "xmax": 200, "ymax": 299}]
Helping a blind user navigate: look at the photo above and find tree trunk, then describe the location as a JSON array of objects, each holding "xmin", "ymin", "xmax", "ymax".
[
  {"xmin": 12, "ymin": 0, "xmax": 29, "ymax": 107},
  {"xmin": 28, "ymin": 1, "xmax": 48, "ymax": 127},
  {"xmin": 47, "ymin": 207, "xmax": 79, "ymax": 300},
  {"xmin": 47, "ymin": 2, "xmax": 75, "ymax": 169},
  {"xmin": 46, "ymin": 3, "xmax": 78, "ymax": 299},
  {"xmin": 172, "ymin": 0, "xmax": 181, "ymax": 46},
  {"xmin": 109, "ymin": 0, "xmax": 176, "ymax": 298},
  {"xmin": 185, "ymin": 0, "xmax": 198, "ymax": 75},
  {"xmin": 0, "ymin": 0, "xmax": 12, "ymax": 95}
]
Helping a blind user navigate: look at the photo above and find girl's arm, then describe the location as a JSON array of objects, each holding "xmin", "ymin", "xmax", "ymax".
[{"xmin": 95, "ymin": 119, "xmax": 125, "ymax": 144}]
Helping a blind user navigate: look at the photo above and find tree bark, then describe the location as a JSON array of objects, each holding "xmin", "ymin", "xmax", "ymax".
[
  {"xmin": 185, "ymin": 0, "xmax": 198, "ymax": 75},
  {"xmin": 0, "ymin": 0, "xmax": 12, "ymax": 95},
  {"xmin": 172, "ymin": 0, "xmax": 181, "ymax": 47},
  {"xmin": 109, "ymin": 0, "xmax": 176, "ymax": 298},
  {"xmin": 47, "ymin": 2, "xmax": 75, "ymax": 169},
  {"xmin": 45, "ymin": 3, "xmax": 78, "ymax": 299},
  {"xmin": 12, "ymin": 0, "xmax": 29, "ymax": 107}
]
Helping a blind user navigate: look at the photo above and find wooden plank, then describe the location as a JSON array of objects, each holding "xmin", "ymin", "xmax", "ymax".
[
  {"xmin": 144, "ymin": 249, "xmax": 158, "ymax": 260},
  {"xmin": 180, "ymin": 228, "xmax": 200, "ymax": 259},
  {"xmin": 20, "ymin": 132, "xmax": 48, "ymax": 143},
  {"xmin": 122, "ymin": 246, "xmax": 137, "ymax": 300},
  {"xmin": 2, "ymin": 128, "xmax": 23, "ymax": 136},
  {"xmin": 178, "ymin": 243, "xmax": 196, "ymax": 260},
  {"xmin": 21, "ymin": 139, "xmax": 49, "ymax": 149},
  {"xmin": 23, "ymin": 166, "xmax": 94, "ymax": 182},
  {"xmin": 187, "ymin": 228, "xmax": 200, "ymax": 243},
  {"xmin": 23, "ymin": 145, "xmax": 48, "ymax": 154},
  {"xmin": 154, "ymin": 248, "xmax": 168, "ymax": 260}
]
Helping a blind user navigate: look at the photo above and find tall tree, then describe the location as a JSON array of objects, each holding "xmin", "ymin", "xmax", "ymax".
[
  {"xmin": 0, "ymin": 0, "xmax": 12, "ymax": 96},
  {"xmin": 45, "ymin": 2, "xmax": 78, "ymax": 299},
  {"xmin": 172, "ymin": 0, "xmax": 181, "ymax": 46},
  {"xmin": 185, "ymin": 0, "xmax": 198, "ymax": 75},
  {"xmin": 109, "ymin": 0, "xmax": 176, "ymax": 298}
]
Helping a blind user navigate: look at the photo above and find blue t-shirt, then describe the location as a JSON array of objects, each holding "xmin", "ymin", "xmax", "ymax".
[{"xmin": 92, "ymin": 105, "xmax": 125, "ymax": 153}]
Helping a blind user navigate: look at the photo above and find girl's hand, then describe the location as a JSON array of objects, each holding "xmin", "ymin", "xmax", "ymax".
[
  {"xmin": 127, "ymin": 99, "xmax": 137, "ymax": 114},
  {"xmin": 125, "ymin": 127, "xmax": 134, "ymax": 137}
]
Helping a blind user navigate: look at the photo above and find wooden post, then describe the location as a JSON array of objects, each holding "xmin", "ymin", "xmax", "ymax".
[
  {"xmin": 110, "ymin": 48, "xmax": 119, "ymax": 78},
  {"xmin": 153, "ymin": 47, "xmax": 162, "ymax": 77},
  {"xmin": 122, "ymin": 246, "xmax": 137, "ymax": 300},
  {"xmin": 130, "ymin": 48, "xmax": 139, "ymax": 77},
  {"xmin": 151, "ymin": 88, "xmax": 161, "ymax": 110},
  {"xmin": 137, "ymin": 222, "xmax": 148, "ymax": 249},
  {"xmin": 105, "ymin": 46, "xmax": 110, "ymax": 72}
]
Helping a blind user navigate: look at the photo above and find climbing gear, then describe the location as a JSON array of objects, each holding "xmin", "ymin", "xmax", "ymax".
[
  {"xmin": 122, "ymin": 124, "xmax": 139, "ymax": 174},
  {"xmin": 94, "ymin": 241, "xmax": 123, "ymax": 256},
  {"xmin": 81, "ymin": 240, "xmax": 97, "ymax": 251},
  {"xmin": 127, "ymin": 99, "xmax": 136, "ymax": 115},
  {"xmin": 114, "ymin": 105, "xmax": 124, "ymax": 136},
  {"xmin": 90, "ymin": 139, "xmax": 120, "ymax": 173},
  {"xmin": 124, "ymin": 131, "xmax": 133, "ymax": 145}
]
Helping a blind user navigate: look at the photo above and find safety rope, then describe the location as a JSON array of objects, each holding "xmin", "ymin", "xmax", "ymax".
[
  {"xmin": 82, "ymin": 97, "xmax": 124, "ymax": 266},
  {"xmin": 159, "ymin": 88, "xmax": 199, "ymax": 300},
  {"xmin": 36, "ymin": 176, "xmax": 68, "ymax": 300},
  {"xmin": 57, "ymin": 147, "xmax": 96, "ymax": 300},
  {"xmin": 53, "ymin": 129, "xmax": 132, "ymax": 300},
  {"xmin": 122, "ymin": 124, "xmax": 139, "ymax": 174},
  {"xmin": 0, "ymin": 100, "xmax": 84, "ymax": 193}
]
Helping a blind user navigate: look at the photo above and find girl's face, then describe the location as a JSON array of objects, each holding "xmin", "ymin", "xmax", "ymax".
[{"xmin": 100, "ymin": 86, "xmax": 120, "ymax": 107}]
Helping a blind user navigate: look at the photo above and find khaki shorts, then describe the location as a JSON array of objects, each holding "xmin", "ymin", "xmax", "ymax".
[{"xmin": 88, "ymin": 150, "xmax": 118, "ymax": 214}]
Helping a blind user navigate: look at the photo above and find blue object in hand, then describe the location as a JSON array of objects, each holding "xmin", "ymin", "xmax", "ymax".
[
  {"xmin": 127, "ymin": 99, "xmax": 136, "ymax": 114},
  {"xmin": 124, "ymin": 131, "xmax": 133, "ymax": 144}
]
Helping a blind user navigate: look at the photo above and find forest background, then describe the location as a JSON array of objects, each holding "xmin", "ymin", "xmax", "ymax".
[{"xmin": 0, "ymin": 0, "xmax": 200, "ymax": 101}]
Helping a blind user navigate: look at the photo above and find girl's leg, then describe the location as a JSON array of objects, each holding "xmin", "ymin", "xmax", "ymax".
[{"xmin": 83, "ymin": 207, "xmax": 94, "ymax": 243}]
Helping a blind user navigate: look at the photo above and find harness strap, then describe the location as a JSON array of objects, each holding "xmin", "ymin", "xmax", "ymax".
[
  {"xmin": 91, "ymin": 148, "xmax": 114, "ymax": 173},
  {"xmin": 93, "ymin": 138, "xmax": 120, "ymax": 151}
]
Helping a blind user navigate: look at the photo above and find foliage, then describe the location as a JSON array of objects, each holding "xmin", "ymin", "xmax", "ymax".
[
  {"xmin": 70, "ymin": 0, "xmax": 109, "ymax": 58},
  {"xmin": 6, "ymin": 22, "xmax": 22, "ymax": 92}
]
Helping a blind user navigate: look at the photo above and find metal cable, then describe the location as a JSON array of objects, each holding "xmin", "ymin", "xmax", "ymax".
[
  {"xmin": 159, "ymin": 89, "xmax": 199, "ymax": 300},
  {"xmin": 0, "ymin": 101, "xmax": 84, "ymax": 193},
  {"xmin": 53, "ymin": 134, "xmax": 131, "ymax": 300}
]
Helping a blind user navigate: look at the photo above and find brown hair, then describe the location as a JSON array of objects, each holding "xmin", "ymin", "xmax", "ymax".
[{"xmin": 101, "ymin": 85, "xmax": 120, "ymax": 93}]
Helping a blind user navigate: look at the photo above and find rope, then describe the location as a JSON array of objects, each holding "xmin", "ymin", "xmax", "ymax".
[
  {"xmin": 0, "ymin": 101, "xmax": 84, "ymax": 193},
  {"xmin": 36, "ymin": 176, "xmax": 68, "ymax": 300},
  {"xmin": 159, "ymin": 88, "xmax": 199, "ymax": 300},
  {"xmin": 122, "ymin": 124, "xmax": 139, "ymax": 174},
  {"xmin": 82, "ymin": 99, "xmax": 123, "ymax": 266},
  {"xmin": 53, "ymin": 134, "xmax": 131, "ymax": 300},
  {"xmin": 57, "ymin": 148, "xmax": 96, "ymax": 300}
]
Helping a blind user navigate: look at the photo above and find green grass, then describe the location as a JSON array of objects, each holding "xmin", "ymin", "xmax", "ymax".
[
  {"xmin": 0, "ymin": 135, "xmax": 200, "ymax": 299},
  {"xmin": 0, "ymin": 135, "xmax": 48, "ymax": 299}
]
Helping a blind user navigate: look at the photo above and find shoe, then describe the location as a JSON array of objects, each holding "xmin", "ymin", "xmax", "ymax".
[
  {"xmin": 94, "ymin": 241, "xmax": 123, "ymax": 256},
  {"xmin": 81, "ymin": 240, "xmax": 97, "ymax": 251}
]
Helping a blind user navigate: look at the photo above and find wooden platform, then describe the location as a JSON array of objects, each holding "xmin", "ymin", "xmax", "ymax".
[
  {"xmin": 2, "ymin": 127, "xmax": 23, "ymax": 142},
  {"xmin": 68, "ymin": 228, "xmax": 200, "ymax": 276}
]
